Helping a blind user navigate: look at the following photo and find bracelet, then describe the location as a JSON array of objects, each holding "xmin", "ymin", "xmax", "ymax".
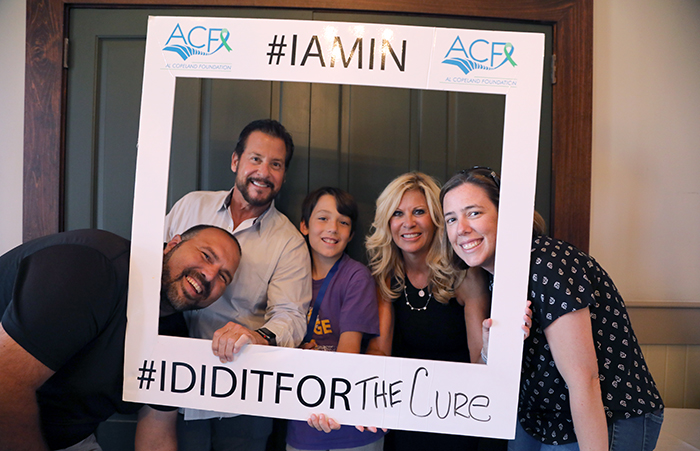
[{"xmin": 481, "ymin": 348, "xmax": 488, "ymax": 364}]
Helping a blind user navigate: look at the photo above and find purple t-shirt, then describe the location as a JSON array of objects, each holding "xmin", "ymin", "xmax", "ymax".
[{"xmin": 286, "ymin": 254, "xmax": 384, "ymax": 449}]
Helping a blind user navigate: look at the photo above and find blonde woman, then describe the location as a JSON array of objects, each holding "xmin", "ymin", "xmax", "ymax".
[
  {"xmin": 364, "ymin": 172, "xmax": 491, "ymax": 451},
  {"xmin": 306, "ymin": 173, "xmax": 531, "ymax": 446}
]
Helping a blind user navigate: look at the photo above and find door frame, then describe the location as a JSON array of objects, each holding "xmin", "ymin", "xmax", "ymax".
[{"xmin": 23, "ymin": 0, "xmax": 592, "ymax": 249}]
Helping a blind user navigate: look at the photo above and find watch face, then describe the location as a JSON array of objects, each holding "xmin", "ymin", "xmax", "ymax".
[{"xmin": 257, "ymin": 328, "xmax": 276, "ymax": 345}]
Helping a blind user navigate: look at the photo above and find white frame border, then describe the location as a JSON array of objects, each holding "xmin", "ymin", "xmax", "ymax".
[{"xmin": 124, "ymin": 16, "xmax": 544, "ymax": 439}]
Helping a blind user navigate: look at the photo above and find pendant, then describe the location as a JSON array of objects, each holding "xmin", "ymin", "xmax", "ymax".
[{"xmin": 403, "ymin": 285, "xmax": 432, "ymax": 312}]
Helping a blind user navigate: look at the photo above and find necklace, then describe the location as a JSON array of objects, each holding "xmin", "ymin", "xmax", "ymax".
[{"xmin": 403, "ymin": 285, "xmax": 432, "ymax": 311}]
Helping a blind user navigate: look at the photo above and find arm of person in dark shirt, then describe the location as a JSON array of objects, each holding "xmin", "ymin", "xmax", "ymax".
[
  {"xmin": 455, "ymin": 267, "xmax": 491, "ymax": 363},
  {"xmin": 456, "ymin": 267, "xmax": 533, "ymax": 364},
  {"xmin": 365, "ymin": 285, "xmax": 394, "ymax": 357},
  {"xmin": 0, "ymin": 324, "xmax": 55, "ymax": 451},
  {"xmin": 545, "ymin": 307, "xmax": 607, "ymax": 451},
  {"xmin": 135, "ymin": 406, "xmax": 177, "ymax": 451}
]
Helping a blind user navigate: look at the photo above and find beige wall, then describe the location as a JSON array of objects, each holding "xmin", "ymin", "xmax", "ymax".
[
  {"xmin": 591, "ymin": 0, "xmax": 700, "ymax": 407},
  {"xmin": 591, "ymin": 0, "xmax": 700, "ymax": 305},
  {"xmin": 0, "ymin": 0, "xmax": 25, "ymax": 255}
]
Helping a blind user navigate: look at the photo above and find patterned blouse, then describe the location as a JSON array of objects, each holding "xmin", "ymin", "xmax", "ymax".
[{"xmin": 519, "ymin": 236, "xmax": 663, "ymax": 444}]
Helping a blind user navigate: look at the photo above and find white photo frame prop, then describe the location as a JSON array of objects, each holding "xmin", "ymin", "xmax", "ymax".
[{"xmin": 124, "ymin": 16, "xmax": 544, "ymax": 439}]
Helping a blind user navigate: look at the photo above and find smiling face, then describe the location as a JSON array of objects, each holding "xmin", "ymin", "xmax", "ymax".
[
  {"xmin": 231, "ymin": 130, "xmax": 287, "ymax": 208},
  {"xmin": 389, "ymin": 189, "xmax": 436, "ymax": 260},
  {"xmin": 161, "ymin": 227, "xmax": 241, "ymax": 312},
  {"xmin": 301, "ymin": 194, "xmax": 353, "ymax": 268},
  {"xmin": 442, "ymin": 182, "xmax": 499, "ymax": 274}
]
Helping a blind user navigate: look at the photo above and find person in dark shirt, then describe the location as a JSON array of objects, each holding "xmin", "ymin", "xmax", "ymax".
[
  {"xmin": 0, "ymin": 225, "xmax": 241, "ymax": 451},
  {"xmin": 441, "ymin": 167, "xmax": 663, "ymax": 451}
]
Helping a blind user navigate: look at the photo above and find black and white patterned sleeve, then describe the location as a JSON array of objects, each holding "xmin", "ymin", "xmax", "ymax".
[{"xmin": 529, "ymin": 237, "xmax": 596, "ymax": 330}]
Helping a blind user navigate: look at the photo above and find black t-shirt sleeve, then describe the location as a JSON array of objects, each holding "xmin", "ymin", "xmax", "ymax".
[
  {"xmin": 158, "ymin": 311, "xmax": 189, "ymax": 337},
  {"xmin": 2, "ymin": 244, "xmax": 122, "ymax": 371}
]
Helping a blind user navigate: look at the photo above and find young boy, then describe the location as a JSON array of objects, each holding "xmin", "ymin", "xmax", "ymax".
[{"xmin": 286, "ymin": 187, "xmax": 385, "ymax": 451}]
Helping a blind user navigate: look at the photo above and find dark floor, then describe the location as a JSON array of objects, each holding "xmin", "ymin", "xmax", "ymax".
[
  {"xmin": 96, "ymin": 414, "xmax": 507, "ymax": 451},
  {"xmin": 96, "ymin": 414, "xmax": 288, "ymax": 451}
]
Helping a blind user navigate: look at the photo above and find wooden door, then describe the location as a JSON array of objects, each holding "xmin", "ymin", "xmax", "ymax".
[{"xmin": 65, "ymin": 8, "xmax": 552, "ymax": 264}]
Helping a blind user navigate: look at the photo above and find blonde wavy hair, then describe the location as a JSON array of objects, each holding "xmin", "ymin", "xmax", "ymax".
[{"xmin": 366, "ymin": 172, "xmax": 459, "ymax": 304}]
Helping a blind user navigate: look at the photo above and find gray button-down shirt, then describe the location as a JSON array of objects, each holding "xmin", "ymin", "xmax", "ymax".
[{"xmin": 164, "ymin": 189, "xmax": 311, "ymax": 347}]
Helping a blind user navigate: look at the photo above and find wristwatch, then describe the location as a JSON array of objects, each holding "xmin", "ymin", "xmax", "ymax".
[{"xmin": 255, "ymin": 327, "xmax": 277, "ymax": 346}]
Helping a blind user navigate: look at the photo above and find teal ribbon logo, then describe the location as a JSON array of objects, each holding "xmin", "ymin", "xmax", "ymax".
[
  {"xmin": 221, "ymin": 29, "xmax": 232, "ymax": 52},
  {"xmin": 504, "ymin": 43, "xmax": 517, "ymax": 67}
]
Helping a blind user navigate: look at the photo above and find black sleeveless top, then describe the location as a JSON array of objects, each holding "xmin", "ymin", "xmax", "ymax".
[
  {"xmin": 391, "ymin": 277, "xmax": 471, "ymax": 363},
  {"xmin": 386, "ymin": 277, "xmax": 483, "ymax": 451}
]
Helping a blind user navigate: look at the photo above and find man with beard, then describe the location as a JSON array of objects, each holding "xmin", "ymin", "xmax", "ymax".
[
  {"xmin": 0, "ymin": 225, "xmax": 240, "ymax": 451},
  {"xmin": 163, "ymin": 119, "xmax": 312, "ymax": 451}
]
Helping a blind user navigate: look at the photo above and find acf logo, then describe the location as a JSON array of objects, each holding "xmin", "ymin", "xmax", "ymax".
[
  {"xmin": 442, "ymin": 37, "xmax": 517, "ymax": 75},
  {"xmin": 163, "ymin": 24, "xmax": 232, "ymax": 61}
]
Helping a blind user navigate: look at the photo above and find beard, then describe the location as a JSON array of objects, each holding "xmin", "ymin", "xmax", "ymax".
[
  {"xmin": 161, "ymin": 246, "xmax": 212, "ymax": 312},
  {"xmin": 234, "ymin": 174, "xmax": 279, "ymax": 207}
]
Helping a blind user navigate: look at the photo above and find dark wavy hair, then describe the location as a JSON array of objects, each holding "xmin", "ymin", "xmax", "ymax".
[
  {"xmin": 301, "ymin": 186, "xmax": 359, "ymax": 237},
  {"xmin": 234, "ymin": 119, "xmax": 294, "ymax": 169}
]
